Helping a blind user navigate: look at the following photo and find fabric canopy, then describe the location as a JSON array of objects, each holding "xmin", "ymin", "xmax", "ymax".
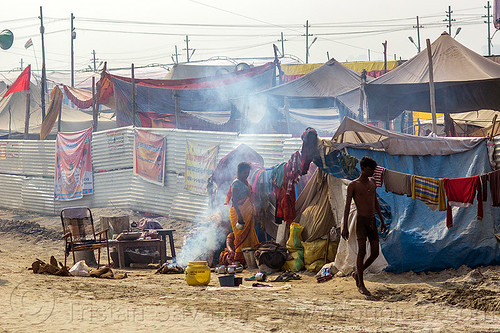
[
  {"xmin": 366, "ymin": 32, "xmax": 500, "ymax": 120},
  {"xmin": 288, "ymin": 107, "xmax": 341, "ymax": 134},
  {"xmin": 264, "ymin": 59, "xmax": 367, "ymax": 98},
  {"xmin": 111, "ymin": 62, "xmax": 275, "ymax": 126},
  {"xmin": 331, "ymin": 117, "xmax": 485, "ymax": 155}
]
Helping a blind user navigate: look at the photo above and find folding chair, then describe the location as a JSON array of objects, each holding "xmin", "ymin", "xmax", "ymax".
[{"xmin": 61, "ymin": 207, "xmax": 110, "ymax": 268}]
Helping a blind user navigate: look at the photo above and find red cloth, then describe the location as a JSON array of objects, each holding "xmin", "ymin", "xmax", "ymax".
[
  {"xmin": 372, "ymin": 166, "xmax": 385, "ymax": 187},
  {"xmin": 3, "ymin": 65, "xmax": 30, "ymax": 98},
  {"xmin": 443, "ymin": 176, "xmax": 483, "ymax": 228}
]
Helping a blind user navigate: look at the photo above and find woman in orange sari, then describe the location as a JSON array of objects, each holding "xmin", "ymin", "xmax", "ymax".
[{"xmin": 225, "ymin": 162, "xmax": 260, "ymax": 263}]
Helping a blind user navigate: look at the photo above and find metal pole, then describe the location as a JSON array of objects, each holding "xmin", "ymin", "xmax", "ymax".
[
  {"xmin": 71, "ymin": 13, "xmax": 75, "ymax": 87},
  {"xmin": 382, "ymin": 41, "xmax": 387, "ymax": 74},
  {"xmin": 368, "ymin": 49, "xmax": 371, "ymax": 61},
  {"xmin": 281, "ymin": 32, "xmax": 285, "ymax": 57},
  {"xmin": 416, "ymin": 16, "xmax": 421, "ymax": 53},
  {"xmin": 486, "ymin": 1, "xmax": 492, "ymax": 56},
  {"xmin": 93, "ymin": 50, "xmax": 96, "ymax": 72},
  {"xmin": 24, "ymin": 93, "xmax": 30, "ymax": 140},
  {"xmin": 175, "ymin": 45, "xmax": 178, "ymax": 64},
  {"xmin": 174, "ymin": 90, "xmax": 179, "ymax": 129},
  {"xmin": 305, "ymin": 20, "xmax": 309, "ymax": 64},
  {"xmin": 185, "ymin": 35, "xmax": 190, "ymax": 62},
  {"xmin": 131, "ymin": 63, "xmax": 136, "ymax": 127},
  {"xmin": 426, "ymin": 39, "xmax": 438, "ymax": 134},
  {"xmin": 39, "ymin": 6, "xmax": 46, "ymax": 120}
]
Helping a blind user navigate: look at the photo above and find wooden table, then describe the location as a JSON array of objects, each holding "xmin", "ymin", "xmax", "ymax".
[
  {"xmin": 110, "ymin": 239, "xmax": 165, "ymax": 269},
  {"xmin": 149, "ymin": 229, "xmax": 176, "ymax": 261}
]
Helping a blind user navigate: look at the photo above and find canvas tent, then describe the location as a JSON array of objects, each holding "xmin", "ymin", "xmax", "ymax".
[
  {"xmin": 365, "ymin": 32, "xmax": 500, "ymax": 121},
  {"xmin": 0, "ymin": 81, "xmax": 116, "ymax": 137},
  {"xmin": 417, "ymin": 110, "xmax": 500, "ymax": 137},
  {"xmin": 324, "ymin": 117, "xmax": 500, "ymax": 273},
  {"xmin": 262, "ymin": 59, "xmax": 370, "ymax": 135}
]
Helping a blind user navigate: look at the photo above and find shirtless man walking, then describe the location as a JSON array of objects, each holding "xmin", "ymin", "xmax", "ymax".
[{"xmin": 341, "ymin": 156, "xmax": 386, "ymax": 296}]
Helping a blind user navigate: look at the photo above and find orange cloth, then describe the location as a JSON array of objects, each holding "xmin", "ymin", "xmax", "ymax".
[{"xmin": 229, "ymin": 197, "xmax": 259, "ymax": 262}]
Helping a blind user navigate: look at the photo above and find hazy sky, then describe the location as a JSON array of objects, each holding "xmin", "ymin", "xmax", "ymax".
[{"xmin": 0, "ymin": 0, "xmax": 498, "ymax": 75}]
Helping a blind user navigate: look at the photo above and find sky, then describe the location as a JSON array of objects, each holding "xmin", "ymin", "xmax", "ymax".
[{"xmin": 0, "ymin": 0, "xmax": 498, "ymax": 78}]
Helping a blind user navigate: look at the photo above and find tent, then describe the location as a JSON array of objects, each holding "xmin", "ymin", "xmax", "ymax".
[
  {"xmin": 261, "ymin": 59, "xmax": 370, "ymax": 135},
  {"xmin": 417, "ymin": 110, "xmax": 500, "ymax": 137},
  {"xmin": 0, "ymin": 81, "xmax": 116, "ymax": 138},
  {"xmin": 365, "ymin": 32, "xmax": 500, "ymax": 121},
  {"xmin": 323, "ymin": 117, "xmax": 500, "ymax": 273}
]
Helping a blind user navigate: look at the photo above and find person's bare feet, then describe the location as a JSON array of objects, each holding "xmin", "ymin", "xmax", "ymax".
[
  {"xmin": 352, "ymin": 271, "xmax": 360, "ymax": 288},
  {"xmin": 358, "ymin": 285, "xmax": 372, "ymax": 296}
]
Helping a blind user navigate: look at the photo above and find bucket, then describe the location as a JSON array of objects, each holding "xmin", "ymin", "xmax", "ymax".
[
  {"xmin": 185, "ymin": 261, "xmax": 211, "ymax": 286},
  {"xmin": 242, "ymin": 248, "xmax": 257, "ymax": 269},
  {"xmin": 218, "ymin": 274, "xmax": 235, "ymax": 287}
]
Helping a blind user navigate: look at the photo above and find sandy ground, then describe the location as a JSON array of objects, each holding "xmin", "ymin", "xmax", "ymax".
[{"xmin": 0, "ymin": 208, "xmax": 499, "ymax": 333}]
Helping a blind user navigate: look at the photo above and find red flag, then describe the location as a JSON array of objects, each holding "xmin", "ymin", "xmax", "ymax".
[{"xmin": 2, "ymin": 65, "xmax": 31, "ymax": 98}]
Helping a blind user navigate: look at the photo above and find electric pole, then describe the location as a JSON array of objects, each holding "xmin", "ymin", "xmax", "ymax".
[
  {"xmin": 39, "ymin": 6, "xmax": 46, "ymax": 119},
  {"xmin": 444, "ymin": 5, "xmax": 455, "ymax": 36},
  {"xmin": 184, "ymin": 35, "xmax": 194, "ymax": 62},
  {"xmin": 278, "ymin": 32, "xmax": 286, "ymax": 57},
  {"xmin": 304, "ymin": 20, "xmax": 312, "ymax": 64},
  {"xmin": 484, "ymin": 1, "xmax": 492, "ymax": 56},
  {"xmin": 71, "ymin": 13, "xmax": 75, "ymax": 87},
  {"xmin": 413, "ymin": 16, "xmax": 423, "ymax": 52},
  {"xmin": 173, "ymin": 45, "xmax": 179, "ymax": 64},
  {"xmin": 92, "ymin": 49, "xmax": 97, "ymax": 72},
  {"xmin": 20, "ymin": 58, "xmax": 23, "ymax": 70}
]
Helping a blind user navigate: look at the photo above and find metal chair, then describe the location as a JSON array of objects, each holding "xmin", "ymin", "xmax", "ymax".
[{"xmin": 61, "ymin": 207, "xmax": 110, "ymax": 267}]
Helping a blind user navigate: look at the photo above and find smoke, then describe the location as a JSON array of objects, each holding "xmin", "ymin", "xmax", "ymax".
[{"xmin": 175, "ymin": 206, "xmax": 230, "ymax": 267}]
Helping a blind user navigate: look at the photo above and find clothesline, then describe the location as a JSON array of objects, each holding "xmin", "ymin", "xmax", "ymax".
[{"xmin": 314, "ymin": 149, "xmax": 500, "ymax": 229}]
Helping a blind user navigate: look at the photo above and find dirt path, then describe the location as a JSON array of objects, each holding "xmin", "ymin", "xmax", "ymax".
[{"xmin": 0, "ymin": 209, "xmax": 499, "ymax": 332}]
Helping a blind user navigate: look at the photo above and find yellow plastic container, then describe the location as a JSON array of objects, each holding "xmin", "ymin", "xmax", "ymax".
[{"xmin": 185, "ymin": 261, "xmax": 211, "ymax": 286}]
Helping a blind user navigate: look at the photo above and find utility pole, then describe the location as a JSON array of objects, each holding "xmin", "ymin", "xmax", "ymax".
[
  {"xmin": 39, "ymin": 6, "xmax": 47, "ymax": 120},
  {"xmin": 20, "ymin": 58, "xmax": 23, "ymax": 70},
  {"xmin": 444, "ymin": 5, "xmax": 455, "ymax": 36},
  {"xmin": 484, "ymin": 1, "xmax": 492, "ymax": 56},
  {"xmin": 92, "ymin": 49, "xmax": 97, "ymax": 71},
  {"xmin": 184, "ymin": 35, "xmax": 194, "ymax": 62},
  {"xmin": 173, "ymin": 45, "xmax": 179, "ymax": 64},
  {"xmin": 368, "ymin": 49, "xmax": 371, "ymax": 61},
  {"xmin": 413, "ymin": 16, "xmax": 423, "ymax": 52},
  {"xmin": 71, "ymin": 13, "xmax": 75, "ymax": 87},
  {"xmin": 278, "ymin": 32, "xmax": 286, "ymax": 57},
  {"xmin": 304, "ymin": 20, "xmax": 312, "ymax": 64}
]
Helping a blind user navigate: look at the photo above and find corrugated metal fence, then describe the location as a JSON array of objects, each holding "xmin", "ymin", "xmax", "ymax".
[{"xmin": 0, "ymin": 127, "xmax": 302, "ymax": 219}]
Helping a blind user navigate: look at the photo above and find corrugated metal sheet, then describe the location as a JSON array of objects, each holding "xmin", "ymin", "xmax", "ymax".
[
  {"xmin": 0, "ymin": 128, "xmax": 298, "ymax": 219},
  {"xmin": 494, "ymin": 136, "xmax": 500, "ymax": 170}
]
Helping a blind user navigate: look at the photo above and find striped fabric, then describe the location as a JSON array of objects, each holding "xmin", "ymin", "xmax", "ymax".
[
  {"xmin": 373, "ymin": 166, "xmax": 385, "ymax": 187},
  {"xmin": 411, "ymin": 175, "xmax": 446, "ymax": 211}
]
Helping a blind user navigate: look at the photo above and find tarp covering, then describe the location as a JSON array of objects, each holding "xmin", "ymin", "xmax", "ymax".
[
  {"xmin": 332, "ymin": 117, "xmax": 485, "ymax": 155},
  {"xmin": 343, "ymin": 60, "xmax": 399, "ymax": 78},
  {"xmin": 165, "ymin": 64, "xmax": 235, "ymax": 79},
  {"xmin": 264, "ymin": 59, "xmax": 365, "ymax": 98},
  {"xmin": 365, "ymin": 32, "xmax": 500, "ymax": 120},
  {"xmin": 346, "ymin": 144, "xmax": 500, "ymax": 273},
  {"xmin": 111, "ymin": 62, "xmax": 275, "ymax": 126},
  {"xmin": 287, "ymin": 107, "xmax": 341, "ymax": 135}
]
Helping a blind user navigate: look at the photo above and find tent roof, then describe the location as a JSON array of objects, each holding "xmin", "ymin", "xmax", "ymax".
[
  {"xmin": 366, "ymin": 32, "xmax": 500, "ymax": 120},
  {"xmin": 331, "ymin": 117, "xmax": 485, "ymax": 155},
  {"xmin": 263, "ymin": 59, "xmax": 367, "ymax": 98}
]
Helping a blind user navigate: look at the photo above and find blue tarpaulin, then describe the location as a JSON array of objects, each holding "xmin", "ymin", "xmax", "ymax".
[{"xmin": 347, "ymin": 144, "xmax": 500, "ymax": 273}]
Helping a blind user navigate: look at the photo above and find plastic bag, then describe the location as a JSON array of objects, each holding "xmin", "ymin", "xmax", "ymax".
[{"xmin": 69, "ymin": 260, "xmax": 91, "ymax": 277}]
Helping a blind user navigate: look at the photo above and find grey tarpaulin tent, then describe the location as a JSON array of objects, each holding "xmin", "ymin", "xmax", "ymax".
[{"xmin": 365, "ymin": 32, "xmax": 500, "ymax": 121}]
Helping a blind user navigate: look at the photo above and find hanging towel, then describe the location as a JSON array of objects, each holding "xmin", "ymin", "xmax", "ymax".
[
  {"xmin": 443, "ymin": 176, "xmax": 483, "ymax": 228},
  {"xmin": 383, "ymin": 169, "xmax": 412, "ymax": 196},
  {"xmin": 372, "ymin": 166, "xmax": 385, "ymax": 187},
  {"xmin": 489, "ymin": 169, "xmax": 500, "ymax": 206},
  {"xmin": 411, "ymin": 175, "xmax": 446, "ymax": 211}
]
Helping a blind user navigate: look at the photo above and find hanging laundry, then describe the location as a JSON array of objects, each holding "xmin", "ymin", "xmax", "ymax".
[
  {"xmin": 383, "ymin": 169, "xmax": 412, "ymax": 196},
  {"xmin": 313, "ymin": 150, "xmax": 360, "ymax": 180},
  {"xmin": 372, "ymin": 166, "xmax": 385, "ymax": 187},
  {"xmin": 480, "ymin": 174, "xmax": 488, "ymax": 202},
  {"xmin": 443, "ymin": 176, "xmax": 483, "ymax": 228},
  {"xmin": 411, "ymin": 175, "xmax": 446, "ymax": 211},
  {"xmin": 488, "ymin": 169, "xmax": 500, "ymax": 206}
]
